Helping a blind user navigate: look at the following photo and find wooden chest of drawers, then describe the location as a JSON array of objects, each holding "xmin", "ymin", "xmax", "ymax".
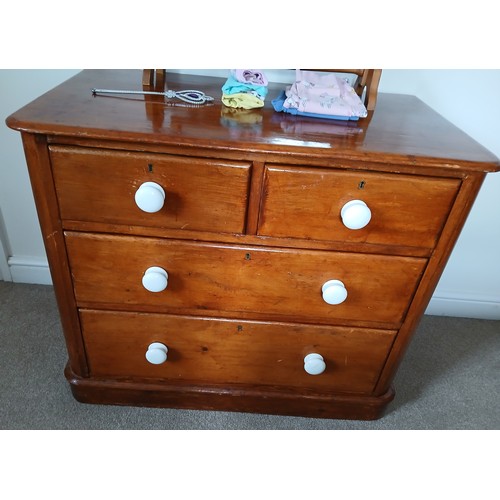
[{"xmin": 7, "ymin": 70, "xmax": 499, "ymax": 420}]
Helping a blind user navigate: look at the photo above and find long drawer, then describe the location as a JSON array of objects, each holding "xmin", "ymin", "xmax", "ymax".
[
  {"xmin": 50, "ymin": 146, "xmax": 251, "ymax": 234},
  {"xmin": 258, "ymin": 165, "xmax": 460, "ymax": 249},
  {"xmin": 66, "ymin": 232, "xmax": 426, "ymax": 327},
  {"xmin": 80, "ymin": 309, "xmax": 397, "ymax": 394}
]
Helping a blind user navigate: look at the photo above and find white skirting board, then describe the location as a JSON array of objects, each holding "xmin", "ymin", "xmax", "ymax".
[
  {"xmin": 7, "ymin": 256, "xmax": 53, "ymax": 285},
  {"xmin": 4, "ymin": 257, "xmax": 500, "ymax": 320},
  {"xmin": 0, "ymin": 249, "xmax": 10, "ymax": 282},
  {"xmin": 0, "ymin": 232, "xmax": 11, "ymax": 281},
  {"xmin": 425, "ymin": 291, "xmax": 500, "ymax": 320}
]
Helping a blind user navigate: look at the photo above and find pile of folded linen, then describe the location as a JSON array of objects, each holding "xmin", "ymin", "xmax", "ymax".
[
  {"xmin": 272, "ymin": 69, "xmax": 368, "ymax": 121},
  {"xmin": 221, "ymin": 70, "xmax": 269, "ymax": 109}
]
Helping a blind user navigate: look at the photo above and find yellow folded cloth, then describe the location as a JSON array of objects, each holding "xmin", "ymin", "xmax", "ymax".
[{"xmin": 222, "ymin": 92, "xmax": 264, "ymax": 109}]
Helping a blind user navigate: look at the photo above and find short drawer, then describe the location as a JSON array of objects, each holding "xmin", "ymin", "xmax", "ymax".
[
  {"xmin": 50, "ymin": 146, "xmax": 251, "ymax": 234},
  {"xmin": 66, "ymin": 232, "xmax": 426, "ymax": 327},
  {"xmin": 80, "ymin": 309, "xmax": 397, "ymax": 394},
  {"xmin": 258, "ymin": 165, "xmax": 460, "ymax": 249}
]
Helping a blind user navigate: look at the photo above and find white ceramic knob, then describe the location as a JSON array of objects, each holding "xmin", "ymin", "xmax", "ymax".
[
  {"xmin": 322, "ymin": 279, "xmax": 348, "ymax": 305},
  {"xmin": 142, "ymin": 266, "xmax": 168, "ymax": 293},
  {"xmin": 145, "ymin": 342, "xmax": 168, "ymax": 364},
  {"xmin": 304, "ymin": 353, "xmax": 326, "ymax": 375},
  {"xmin": 135, "ymin": 181, "xmax": 166, "ymax": 213},
  {"xmin": 341, "ymin": 200, "xmax": 371, "ymax": 230}
]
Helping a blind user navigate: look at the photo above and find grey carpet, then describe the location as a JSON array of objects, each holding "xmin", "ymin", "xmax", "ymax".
[{"xmin": 1, "ymin": 281, "xmax": 498, "ymax": 429}]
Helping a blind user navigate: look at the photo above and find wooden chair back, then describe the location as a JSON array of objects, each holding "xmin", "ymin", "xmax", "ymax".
[{"xmin": 142, "ymin": 69, "xmax": 382, "ymax": 111}]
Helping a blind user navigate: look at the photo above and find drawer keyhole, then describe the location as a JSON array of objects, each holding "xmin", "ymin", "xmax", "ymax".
[{"xmin": 358, "ymin": 180, "xmax": 366, "ymax": 189}]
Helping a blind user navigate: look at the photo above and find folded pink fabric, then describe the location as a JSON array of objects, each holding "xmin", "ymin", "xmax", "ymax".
[
  {"xmin": 283, "ymin": 70, "xmax": 367, "ymax": 118},
  {"xmin": 232, "ymin": 69, "xmax": 268, "ymax": 87}
]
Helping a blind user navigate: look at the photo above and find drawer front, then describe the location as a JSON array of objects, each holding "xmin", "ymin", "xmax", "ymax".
[
  {"xmin": 50, "ymin": 146, "xmax": 251, "ymax": 234},
  {"xmin": 80, "ymin": 309, "xmax": 397, "ymax": 394},
  {"xmin": 258, "ymin": 165, "xmax": 460, "ymax": 249},
  {"xmin": 66, "ymin": 232, "xmax": 426, "ymax": 327}
]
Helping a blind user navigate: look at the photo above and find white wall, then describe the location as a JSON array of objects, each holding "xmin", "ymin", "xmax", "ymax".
[
  {"xmin": 1, "ymin": 69, "xmax": 499, "ymax": 318},
  {"xmin": 0, "ymin": 70, "xmax": 80, "ymax": 283}
]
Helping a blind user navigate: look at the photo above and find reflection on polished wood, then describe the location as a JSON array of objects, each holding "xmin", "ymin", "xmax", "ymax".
[{"xmin": 8, "ymin": 69, "xmax": 499, "ymax": 170}]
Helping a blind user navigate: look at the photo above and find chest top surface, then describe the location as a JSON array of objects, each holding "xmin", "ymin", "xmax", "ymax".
[{"xmin": 6, "ymin": 69, "xmax": 500, "ymax": 172}]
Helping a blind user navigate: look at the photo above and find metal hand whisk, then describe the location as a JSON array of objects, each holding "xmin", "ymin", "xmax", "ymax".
[{"xmin": 91, "ymin": 87, "xmax": 215, "ymax": 105}]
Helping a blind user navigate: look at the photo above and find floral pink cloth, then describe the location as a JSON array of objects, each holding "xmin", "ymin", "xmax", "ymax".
[
  {"xmin": 232, "ymin": 69, "xmax": 268, "ymax": 86},
  {"xmin": 283, "ymin": 70, "xmax": 368, "ymax": 118}
]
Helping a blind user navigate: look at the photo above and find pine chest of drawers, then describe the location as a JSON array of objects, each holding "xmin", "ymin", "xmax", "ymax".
[{"xmin": 7, "ymin": 70, "xmax": 500, "ymax": 420}]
